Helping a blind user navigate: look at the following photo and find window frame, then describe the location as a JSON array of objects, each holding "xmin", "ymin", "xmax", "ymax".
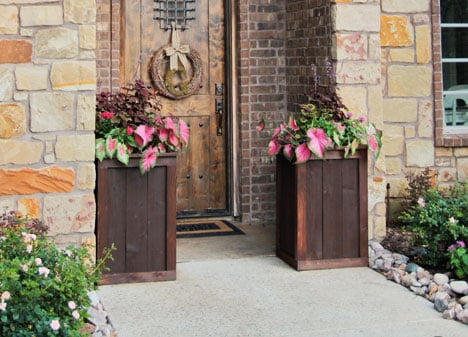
[{"xmin": 433, "ymin": 0, "xmax": 468, "ymax": 146}]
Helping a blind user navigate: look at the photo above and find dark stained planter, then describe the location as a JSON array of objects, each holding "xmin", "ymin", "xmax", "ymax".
[
  {"xmin": 96, "ymin": 153, "xmax": 176, "ymax": 284},
  {"xmin": 276, "ymin": 148, "xmax": 368, "ymax": 270}
]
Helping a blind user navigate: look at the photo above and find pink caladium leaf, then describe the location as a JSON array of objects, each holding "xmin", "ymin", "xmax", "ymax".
[
  {"xmin": 268, "ymin": 140, "xmax": 281, "ymax": 156},
  {"xmin": 368, "ymin": 134, "xmax": 381, "ymax": 159},
  {"xmin": 178, "ymin": 119, "xmax": 190, "ymax": 145},
  {"xmin": 105, "ymin": 137, "xmax": 118, "ymax": 159},
  {"xmin": 164, "ymin": 117, "xmax": 176, "ymax": 131},
  {"xmin": 95, "ymin": 138, "xmax": 106, "ymax": 161},
  {"xmin": 158, "ymin": 128, "xmax": 169, "ymax": 142},
  {"xmin": 134, "ymin": 125, "xmax": 155, "ymax": 148},
  {"xmin": 168, "ymin": 132, "xmax": 180, "ymax": 149},
  {"xmin": 295, "ymin": 143, "xmax": 311, "ymax": 163},
  {"xmin": 306, "ymin": 128, "xmax": 328, "ymax": 158},
  {"xmin": 140, "ymin": 146, "xmax": 158, "ymax": 174},
  {"xmin": 288, "ymin": 116, "xmax": 299, "ymax": 132},
  {"xmin": 116, "ymin": 141, "xmax": 130, "ymax": 166},
  {"xmin": 158, "ymin": 143, "xmax": 166, "ymax": 153},
  {"xmin": 283, "ymin": 144, "xmax": 294, "ymax": 161}
]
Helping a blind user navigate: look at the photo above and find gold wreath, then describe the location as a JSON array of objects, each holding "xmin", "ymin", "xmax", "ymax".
[{"xmin": 149, "ymin": 46, "xmax": 203, "ymax": 100}]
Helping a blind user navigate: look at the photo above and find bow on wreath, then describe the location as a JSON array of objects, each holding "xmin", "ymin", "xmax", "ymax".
[{"xmin": 164, "ymin": 22, "xmax": 190, "ymax": 71}]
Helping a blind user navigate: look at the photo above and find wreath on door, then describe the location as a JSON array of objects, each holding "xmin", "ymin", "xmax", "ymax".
[{"xmin": 150, "ymin": 22, "xmax": 203, "ymax": 99}]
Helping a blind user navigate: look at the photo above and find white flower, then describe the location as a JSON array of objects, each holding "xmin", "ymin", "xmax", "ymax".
[
  {"xmin": 49, "ymin": 319, "xmax": 60, "ymax": 331},
  {"xmin": 68, "ymin": 301, "xmax": 77, "ymax": 310},
  {"xmin": 20, "ymin": 264, "xmax": 28, "ymax": 272},
  {"xmin": 417, "ymin": 197, "xmax": 425, "ymax": 207},
  {"xmin": 0, "ymin": 301, "xmax": 7, "ymax": 311},
  {"xmin": 72, "ymin": 310, "xmax": 80, "ymax": 320},
  {"xmin": 38, "ymin": 266, "xmax": 50, "ymax": 278},
  {"xmin": 1, "ymin": 291, "xmax": 10, "ymax": 300},
  {"xmin": 26, "ymin": 244, "xmax": 33, "ymax": 253},
  {"xmin": 449, "ymin": 217, "xmax": 457, "ymax": 224},
  {"xmin": 35, "ymin": 258, "xmax": 42, "ymax": 266}
]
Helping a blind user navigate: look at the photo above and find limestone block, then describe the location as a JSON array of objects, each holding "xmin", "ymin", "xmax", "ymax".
[
  {"xmin": 389, "ymin": 48, "xmax": 414, "ymax": 63},
  {"xmin": 335, "ymin": 33, "xmax": 367, "ymax": 60},
  {"xmin": 18, "ymin": 198, "xmax": 40, "ymax": 218},
  {"xmin": 374, "ymin": 202, "xmax": 387, "ymax": 217},
  {"xmin": 0, "ymin": 166, "xmax": 74, "ymax": 195},
  {"xmin": 406, "ymin": 140, "xmax": 434, "ymax": 167},
  {"xmin": 51, "ymin": 61, "xmax": 96, "ymax": 91},
  {"xmin": 0, "ymin": 6, "xmax": 18, "ymax": 34},
  {"xmin": 388, "ymin": 65, "xmax": 432, "ymax": 97},
  {"xmin": 373, "ymin": 216, "xmax": 387, "ymax": 241},
  {"xmin": 15, "ymin": 65, "xmax": 48, "ymax": 90},
  {"xmin": 369, "ymin": 176, "xmax": 387, "ymax": 215},
  {"xmin": 435, "ymin": 157, "xmax": 452, "ymax": 167},
  {"xmin": 454, "ymin": 148, "xmax": 468, "ymax": 157},
  {"xmin": 382, "ymin": 0, "xmax": 430, "ymax": 13},
  {"xmin": 44, "ymin": 194, "xmax": 95, "ymax": 236},
  {"xmin": 386, "ymin": 176, "xmax": 407, "ymax": 197},
  {"xmin": 0, "ymin": 40, "xmax": 31, "ymax": 63},
  {"xmin": 20, "ymin": 5, "xmax": 63, "ymax": 27},
  {"xmin": 436, "ymin": 147, "xmax": 453, "ymax": 156},
  {"xmin": 77, "ymin": 94, "xmax": 96, "ymax": 130},
  {"xmin": 55, "ymin": 134, "xmax": 95, "ymax": 161},
  {"xmin": 77, "ymin": 163, "xmax": 96, "ymax": 190},
  {"xmin": 14, "ymin": 92, "xmax": 28, "ymax": 101},
  {"xmin": 416, "ymin": 25, "xmax": 431, "ymax": 64},
  {"xmin": 381, "ymin": 15, "xmax": 413, "ymax": 47},
  {"xmin": 383, "ymin": 124, "xmax": 404, "ymax": 156},
  {"xmin": 30, "ymin": 92, "xmax": 74, "ymax": 132},
  {"xmin": 405, "ymin": 126, "xmax": 415, "ymax": 138},
  {"xmin": 337, "ymin": 85, "xmax": 367, "ymax": 115},
  {"xmin": 79, "ymin": 25, "xmax": 96, "ymax": 50},
  {"xmin": 333, "ymin": 4, "xmax": 380, "ymax": 32},
  {"xmin": 0, "ymin": 0, "xmax": 56, "ymax": 3},
  {"xmin": 457, "ymin": 158, "xmax": 468, "ymax": 181},
  {"xmin": 368, "ymin": 84, "xmax": 384, "ymax": 130},
  {"xmin": 0, "ymin": 199, "xmax": 15, "ymax": 211},
  {"xmin": 386, "ymin": 157, "xmax": 402, "ymax": 175},
  {"xmin": 413, "ymin": 14, "xmax": 430, "ymax": 25},
  {"xmin": 383, "ymin": 98, "xmax": 417, "ymax": 122},
  {"xmin": 0, "ymin": 67, "xmax": 13, "ymax": 100},
  {"xmin": 438, "ymin": 168, "xmax": 457, "ymax": 183},
  {"xmin": 0, "ymin": 139, "xmax": 43, "ymax": 165},
  {"xmin": 336, "ymin": 61, "xmax": 380, "ymax": 84},
  {"xmin": 0, "ymin": 103, "xmax": 26, "ymax": 138},
  {"xmin": 79, "ymin": 50, "xmax": 96, "ymax": 59},
  {"xmin": 35, "ymin": 28, "xmax": 78, "ymax": 59},
  {"xmin": 418, "ymin": 100, "xmax": 433, "ymax": 138},
  {"xmin": 64, "ymin": 0, "xmax": 96, "ymax": 24},
  {"xmin": 368, "ymin": 33, "xmax": 381, "ymax": 61}
]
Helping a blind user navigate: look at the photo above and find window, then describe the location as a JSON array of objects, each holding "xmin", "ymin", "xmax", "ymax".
[{"xmin": 441, "ymin": 0, "xmax": 468, "ymax": 134}]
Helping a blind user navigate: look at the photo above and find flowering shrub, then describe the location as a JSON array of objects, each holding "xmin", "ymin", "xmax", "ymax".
[
  {"xmin": 447, "ymin": 241, "xmax": 468, "ymax": 280},
  {"xmin": 399, "ymin": 182, "xmax": 468, "ymax": 270},
  {"xmin": 0, "ymin": 210, "xmax": 111, "ymax": 336},
  {"xmin": 96, "ymin": 79, "xmax": 189, "ymax": 174},
  {"xmin": 258, "ymin": 62, "xmax": 381, "ymax": 163}
]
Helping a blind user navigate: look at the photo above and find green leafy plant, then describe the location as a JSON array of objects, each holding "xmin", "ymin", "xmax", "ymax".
[
  {"xmin": 398, "ymin": 182, "xmax": 468, "ymax": 270},
  {"xmin": 0, "ymin": 210, "xmax": 112, "ymax": 336},
  {"xmin": 257, "ymin": 61, "xmax": 381, "ymax": 163},
  {"xmin": 95, "ymin": 79, "xmax": 189, "ymax": 174},
  {"xmin": 401, "ymin": 168, "xmax": 437, "ymax": 211},
  {"xmin": 447, "ymin": 240, "xmax": 468, "ymax": 280}
]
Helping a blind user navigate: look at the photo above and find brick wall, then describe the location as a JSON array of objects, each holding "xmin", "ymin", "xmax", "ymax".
[{"xmin": 0, "ymin": 1, "xmax": 97, "ymax": 248}]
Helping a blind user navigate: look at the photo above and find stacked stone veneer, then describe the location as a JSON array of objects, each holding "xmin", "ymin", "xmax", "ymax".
[
  {"xmin": 0, "ymin": 0, "xmax": 97, "ymax": 247},
  {"xmin": 380, "ymin": 0, "xmax": 468, "ymax": 217}
]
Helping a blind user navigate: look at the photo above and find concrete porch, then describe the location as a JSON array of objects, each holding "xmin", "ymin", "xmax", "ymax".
[{"xmin": 98, "ymin": 224, "xmax": 467, "ymax": 337}]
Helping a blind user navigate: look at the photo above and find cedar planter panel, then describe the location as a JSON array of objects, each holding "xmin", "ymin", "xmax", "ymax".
[
  {"xmin": 276, "ymin": 148, "xmax": 368, "ymax": 270},
  {"xmin": 96, "ymin": 154, "xmax": 176, "ymax": 284}
]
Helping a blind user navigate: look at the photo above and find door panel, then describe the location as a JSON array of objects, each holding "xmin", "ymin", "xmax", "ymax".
[{"xmin": 122, "ymin": 0, "xmax": 227, "ymax": 216}]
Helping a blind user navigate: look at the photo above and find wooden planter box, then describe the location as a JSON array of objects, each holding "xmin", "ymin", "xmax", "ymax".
[
  {"xmin": 96, "ymin": 153, "xmax": 176, "ymax": 284},
  {"xmin": 276, "ymin": 148, "xmax": 368, "ymax": 270}
]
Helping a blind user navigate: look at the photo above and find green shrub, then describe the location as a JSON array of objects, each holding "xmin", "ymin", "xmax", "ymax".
[
  {"xmin": 447, "ymin": 241, "xmax": 468, "ymax": 280},
  {"xmin": 398, "ymin": 181, "xmax": 468, "ymax": 270},
  {"xmin": 0, "ymin": 211, "xmax": 111, "ymax": 336}
]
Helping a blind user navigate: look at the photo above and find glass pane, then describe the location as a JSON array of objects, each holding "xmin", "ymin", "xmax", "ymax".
[
  {"xmin": 443, "ymin": 62, "xmax": 468, "ymax": 90},
  {"xmin": 441, "ymin": 0, "xmax": 468, "ymax": 24},
  {"xmin": 442, "ymin": 28, "xmax": 468, "ymax": 58}
]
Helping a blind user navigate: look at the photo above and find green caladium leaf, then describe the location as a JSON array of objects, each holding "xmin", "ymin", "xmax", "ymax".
[
  {"xmin": 95, "ymin": 138, "xmax": 106, "ymax": 161},
  {"xmin": 116, "ymin": 142, "xmax": 130, "ymax": 166},
  {"xmin": 105, "ymin": 137, "xmax": 118, "ymax": 159}
]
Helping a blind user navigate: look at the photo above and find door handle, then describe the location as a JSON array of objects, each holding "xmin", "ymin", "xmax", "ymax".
[{"xmin": 215, "ymin": 98, "xmax": 223, "ymax": 136}]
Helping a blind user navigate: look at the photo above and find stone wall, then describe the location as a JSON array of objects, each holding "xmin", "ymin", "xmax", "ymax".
[
  {"xmin": 0, "ymin": 0, "xmax": 97, "ymax": 247},
  {"xmin": 380, "ymin": 0, "xmax": 468, "ymax": 218}
]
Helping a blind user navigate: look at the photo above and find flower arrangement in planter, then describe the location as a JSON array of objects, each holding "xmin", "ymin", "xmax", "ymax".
[
  {"xmin": 0, "ymin": 210, "xmax": 112, "ymax": 336},
  {"xmin": 258, "ymin": 62, "xmax": 381, "ymax": 162},
  {"xmin": 95, "ymin": 79, "xmax": 189, "ymax": 174}
]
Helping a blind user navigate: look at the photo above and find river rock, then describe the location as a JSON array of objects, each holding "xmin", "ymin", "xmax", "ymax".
[
  {"xmin": 450, "ymin": 280, "xmax": 468, "ymax": 295},
  {"xmin": 459, "ymin": 296, "xmax": 468, "ymax": 305},
  {"xmin": 405, "ymin": 263, "xmax": 419, "ymax": 273},
  {"xmin": 433, "ymin": 273, "xmax": 449, "ymax": 286},
  {"xmin": 434, "ymin": 291, "xmax": 451, "ymax": 312}
]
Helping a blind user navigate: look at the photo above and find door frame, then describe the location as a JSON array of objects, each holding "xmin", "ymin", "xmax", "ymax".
[{"xmin": 227, "ymin": 0, "xmax": 240, "ymax": 219}]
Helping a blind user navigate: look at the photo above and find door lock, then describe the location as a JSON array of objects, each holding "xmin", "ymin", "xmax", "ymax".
[{"xmin": 215, "ymin": 98, "xmax": 223, "ymax": 136}]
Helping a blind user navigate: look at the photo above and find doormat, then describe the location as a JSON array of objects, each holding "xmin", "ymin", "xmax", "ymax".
[{"xmin": 176, "ymin": 220, "xmax": 245, "ymax": 238}]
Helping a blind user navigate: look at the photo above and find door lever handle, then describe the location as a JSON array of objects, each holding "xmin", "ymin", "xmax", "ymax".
[{"xmin": 215, "ymin": 98, "xmax": 223, "ymax": 136}]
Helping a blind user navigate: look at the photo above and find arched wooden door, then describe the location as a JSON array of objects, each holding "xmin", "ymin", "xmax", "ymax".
[{"xmin": 121, "ymin": 0, "xmax": 228, "ymax": 217}]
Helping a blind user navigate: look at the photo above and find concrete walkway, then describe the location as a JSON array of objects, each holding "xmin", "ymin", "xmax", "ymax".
[{"xmin": 98, "ymin": 224, "xmax": 467, "ymax": 337}]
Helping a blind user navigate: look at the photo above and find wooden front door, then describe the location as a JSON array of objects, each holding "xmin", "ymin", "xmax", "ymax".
[{"xmin": 122, "ymin": 0, "xmax": 228, "ymax": 216}]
